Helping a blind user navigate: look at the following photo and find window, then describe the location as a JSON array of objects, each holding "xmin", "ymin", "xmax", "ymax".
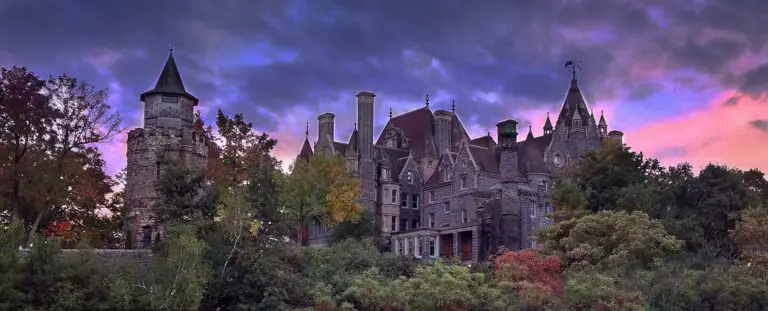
[
  {"xmin": 391, "ymin": 189, "xmax": 398, "ymax": 204},
  {"xmin": 531, "ymin": 203, "xmax": 536, "ymax": 218},
  {"xmin": 429, "ymin": 191, "xmax": 435, "ymax": 202},
  {"xmin": 411, "ymin": 194, "xmax": 419, "ymax": 209},
  {"xmin": 461, "ymin": 209, "xmax": 468, "ymax": 224},
  {"xmin": 398, "ymin": 239, "xmax": 403, "ymax": 254},
  {"xmin": 141, "ymin": 226, "xmax": 153, "ymax": 248},
  {"xmin": 401, "ymin": 193, "xmax": 408, "ymax": 207},
  {"xmin": 387, "ymin": 139, "xmax": 395, "ymax": 148},
  {"xmin": 407, "ymin": 171, "xmax": 413, "ymax": 183},
  {"xmin": 412, "ymin": 219, "xmax": 419, "ymax": 229},
  {"xmin": 427, "ymin": 160, "xmax": 433, "ymax": 167},
  {"xmin": 460, "ymin": 175, "xmax": 467, "ymax": 189},
  {"xmin": 442, "ymin": 169, "xmax": 451, "ymax": 182},
  {"xmin": 428, "ymin": 213, "xmax": 435, "ymax": 228},
  {"xmin": 161, "ymin": 95, "xmax": 179, "ymax": 103},
  {"xmin": 391, "ymin": 216, "xmax": 398, "ymax": 232},
  {"xmin": 381, "ymin": 168, "xmax": 389, "ymax": 181},
  {"xmin": 443, "ymin": 202, "xmax": 450, "ymax": 213},
  {"xmin": 542, "ymin": 180, "xmax": 548, "ymax": 191},
  {"xmin": 428, "ymin": 238, "xmax": 436, "ymax": 257},
  {"xmin": 402, "ymin": 219, "xmax": 409, "ymax": 230}
]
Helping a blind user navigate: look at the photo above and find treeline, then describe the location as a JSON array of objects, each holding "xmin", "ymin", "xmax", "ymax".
[{"xmin": 1, "ymin": 67, "xmax": 768, "ymax": 310}]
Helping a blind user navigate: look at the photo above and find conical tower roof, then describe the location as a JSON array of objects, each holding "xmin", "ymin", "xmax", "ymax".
[{"xmin": 140, "ymin": 49, "xmax": 199, "ymax": 104}]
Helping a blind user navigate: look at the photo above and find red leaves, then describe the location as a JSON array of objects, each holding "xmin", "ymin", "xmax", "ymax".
[
  {"xmin": 43, "ymin": 219, "xmax": 73, "ymax": 238},
  {"xmin": 493, "ymin": 249, "xmax": 564, "ymax": 296}
]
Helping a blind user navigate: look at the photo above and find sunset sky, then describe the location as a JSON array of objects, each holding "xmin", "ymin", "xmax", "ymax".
[{"xmin": 1, "ymin": 0, "xmax": 766, "ymax": 175}]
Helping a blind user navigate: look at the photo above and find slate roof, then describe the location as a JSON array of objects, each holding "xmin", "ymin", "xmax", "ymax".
[
  {"xmin": 298, "ymin": 138, "xmax": 313, "ymax": 161},
  {"xmin": 516, "ymin": 134, "xmax": 551, "ymax": 175},
  {"xmin": 376, "ymin": 146, "xmax": 409, "ymax": 181},
  {"xmin": 376, "ymin": 107, "xmax": 470, "ymax": 156},
  {"xmin": 469, "ymin": 145, "xmax": 500, "ymax": 174},
  {"xmin": 333, "ymin": 142, "xmax": 348, "ymax": 155},
  {"xmin": 555, "ymin": 78, "xmax": 590, "ymax": 127},
  {"xmin": 140, "ymin": 51, "xmax": 199, "ymax": 104},
  {"xmin": 469, "ymin": 135, "xmax": 497, "ymax": 149}
]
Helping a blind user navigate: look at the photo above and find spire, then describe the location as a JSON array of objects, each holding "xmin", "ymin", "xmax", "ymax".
[
  {"xmin": 590, "ymin": 108, "xmax": 597, "ymax": 125},
  {"xmin": 305, "ymin": 121, "xmax": 309, "ymax": 139},
  {"xmin": 598, "ymin": 110, "xmax": 607, "ymax": 127},
  {"xmin": 543, "ymin": 112, "xmax": 553, "ymax": 132},
  {"xmin": 425, "ymin": 94, "xmax": 430, "ymax": 107},
  {"xmin": 565, "ymin": 60, "xmax": 581, "ymax": 89},
  {"xmin": 140, "ymin": 48, "xmax": 199, "ymax": 104},
  {"xmin": 354, "ymin": 122, "xmax": 358, "ymax": 131},
  {"xmin": 526, "ymin": 125, "xmax": 534, "ymax": 140},
  {"xmin": 452, "ymin": 98, "xmax": 456, "ymax": 113}
]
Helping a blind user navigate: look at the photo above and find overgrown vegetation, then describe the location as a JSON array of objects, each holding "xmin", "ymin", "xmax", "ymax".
[{"xmin": 1, "ymin": 67, "xmax": 767, "ymax": 310}]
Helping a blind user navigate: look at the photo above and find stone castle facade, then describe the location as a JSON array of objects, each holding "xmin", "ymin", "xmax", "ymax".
[
  {"xmin": 298, "ymin": 74, "xmax": 623, "ymax": 262},
  {"xmin": 124, "ymin": 51, "xmax": 207, "ymax": 249}
]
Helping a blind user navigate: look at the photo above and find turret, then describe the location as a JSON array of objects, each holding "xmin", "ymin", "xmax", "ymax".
[
  {"xmin": 139, "ymin": 49, "xmax": 198, "ymax": 130},
  {"xmin": 598, "ymin": 110, "xmax": 608, "ymax": 134},
  {"xmin": 543, "ymin": 112, "xmax": 553, "ymax": 135},
  {"xmin": 608, "ymin": 130, "xmax": 623, "ymax": 145}
]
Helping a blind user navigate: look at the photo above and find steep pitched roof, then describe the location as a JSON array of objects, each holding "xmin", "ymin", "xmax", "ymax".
[
  {"xmin": 516, "ymin": 134, "xmax": 551, "ymax": 175},
  {"xmin": 140, "ymin": 51, "xmax": 199, "ymax": 104},
  {"xmin": 469, "ymin": 145, "xmax": 500, "ymax": 174},
  {"xmin": 555, "ymin": 78, "xmax": 590, "ymax": 127},
  {"xmin": 469, "ymin": 135, "xmax": 497, "ymax": 149},
  {"xmin": 377, "ymin": 107, "xmax": 434, "ymax": 155},
  {"xmin": 543, "ymin": 113, "xmax": 553, "ymax": 131},
  {"xmin": 298, "ymin": 138, "xmax": 313, "ymax": 161},
  {"xmin": 346, "ymin": 129, "xmax": 359, "ymax": 155}
]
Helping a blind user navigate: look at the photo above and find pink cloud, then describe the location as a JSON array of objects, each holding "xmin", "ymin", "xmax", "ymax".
[{"xmin": 626, "ymin": 90, "xmax": 768, "ymax": 173}]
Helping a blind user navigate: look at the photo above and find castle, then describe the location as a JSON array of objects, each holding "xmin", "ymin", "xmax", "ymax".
[
  {"xmin": 297, "ymin": 66, "xmax": 623, "ymax": 262},
  {"xmin": 123, "ymin": 50, "xmax": 208, "ymax": 249}
]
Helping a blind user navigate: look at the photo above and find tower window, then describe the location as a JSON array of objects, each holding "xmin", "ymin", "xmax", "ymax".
[
  {"xmin": 443, "ymin": 202, "xmax": 450, "ymax": 213},
  {"xmin": 381, "ymin": 168, "xmax": 389, "ymax": 181},
  {"xmin": 531, "ymin": 203, "xmax": 537, "ymax": 218},
  {"xmin": 461, "ymin": 209, "xmax": 468, "ymax": 224},
  {"xmin": 411, "ymin": 194, "xmax": 419, "ymax": 209},
  {"xmin": 391, "ymin": 189, "xmax": 398, "ymax": 204},
  {"xmin": 407, "ymin": 171, "xmax": 413, "ymax": 183},
  {"xmin": 391, "ymin": 216, "xmax": 398, "ymax": 232},
  {"xmin": 161, "ymin": 95, "xmax": 179, "ymax": 103},
  {"xmin": 429, "ymin": 191, "xmax": 435, "ymax": 202},
  {"xmin": 401, "ymin": 193, "xmax": 408, "ymax": 207},
  {"xmin": 428, "ymin": 238, "xmax": 436, "ymax": 257},
  {"xmin": 460, "ymin": 175, "xmax": 467, "ymax": 189}
]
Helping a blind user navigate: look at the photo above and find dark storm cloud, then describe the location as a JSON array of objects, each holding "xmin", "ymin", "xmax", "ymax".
[
  {"xmin": 749, "ymin": 119, "xmax": 768, "ymax": 133},
  {"xmin": 1, "ymin": 0, "xmax": 766, "ymax": 133},
  {"xmin": 740, "ymin": 63, "xmax": 768, "ymax": 96}
]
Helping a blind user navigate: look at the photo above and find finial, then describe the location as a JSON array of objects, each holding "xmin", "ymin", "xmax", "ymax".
[
  {"xmin": 601, "ymin": 109, "xmax": 604, "ymax": 115},
  {"xmin": 565, "ymin": 60, "xmax": 581, "ymax": 83},
  {"xmin": 487, "ymin": 130, "xmax": 491, "ymax": 137},
  {"xmin": 425, "ymin": 94, "xmax": 430, "ymax": 107},
  {"xmin": 452, "ymin": 98, "xmax": 456, "ymax": 113},
  {"xmin": 354, "ymin": 122, "xmax": 357, "ymax": 131},
  {"xmin": 169, "ymin": 45, "xmax": 173, "ymax": 54},
  {"xmin": 546, "ymin": 112, "xmax": 549, "ymax": 117},
  {"xmin": 305, "ymin": 121, "xmax": 309, "ymax": 139},
  {"xmin": 529, "ymin": 124, "xmax": 532, "ymax": 132},
  {"xmin": 591, "ymin": 108, "xmax": 594, "ymax": 116},
  {"xmin": 389, "ymin": 107, "xmax": 393, "ymax": 118}
]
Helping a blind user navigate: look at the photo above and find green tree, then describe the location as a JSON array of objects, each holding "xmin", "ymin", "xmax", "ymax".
[
  {"xmin": 282, "ymin": 154, "xmax": 362, "ymax": 245},
  {"xmin": 549, "ymin": 180, "xmax": 589, "ymax": 220},
  {"xmin": 535, "ymin": 210, "xmax": 683, "ymax": 271}
]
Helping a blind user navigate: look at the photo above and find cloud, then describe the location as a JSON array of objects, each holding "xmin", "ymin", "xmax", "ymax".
[
  {"xmin": 749, "ymin": 119, "xmax": 768, "ymax": 133},
  {"xmin": 2, "ymin": 0, "xmax": 768, "ymax": 174}
]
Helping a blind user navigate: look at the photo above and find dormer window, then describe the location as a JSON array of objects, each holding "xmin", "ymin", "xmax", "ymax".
[
  {"xmin": 387, "ymin": 139, "xmax": 396, "ymax": 148},
  {"xmin": 407, "ymin": 171, "xmax": 413, "ymax": 183},
  {"xmin": 460, "ymin": 175, "xmax": 467, "ymax": 189},
  {"xmin": 442, "ymin": 169, "xmax": 451, "ymax": 182}
]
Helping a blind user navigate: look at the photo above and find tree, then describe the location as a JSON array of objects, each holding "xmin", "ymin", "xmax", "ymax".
[
  {"xmin": 563, "ymin": 272, "xmax": 645, "ymax": 311},
  {"xmin": 548, "ymin": 181, "xmax": 589, "ymax": 220},
  {"xmin": 731, "ymin": 207, "xmax": 768, "ymax": 280},
  {"xmin": 493, "ymin": 249, "xmax": 564, "ymax": 296},
  {"xmin": 212, "ymin": 109, "xmax": 278, "ymax": 187},
  {"xmin": 571, "ymin": 140, "xmax": 662, "ymax": 212},
  {"xmin": 281, "ymin": 154, "xmax": 362, "ymax": 245},
  {"xmin": 0, "ymin": 68, "xmax": 122, "ymax": 245},
  {"xmin": 535, "ymin": 210, "xmax": 683, "ymax": 271}
]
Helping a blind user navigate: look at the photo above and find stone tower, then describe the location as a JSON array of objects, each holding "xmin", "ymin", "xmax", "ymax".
[
  {"xmin": 124, "ymin": 50, "xmax": 207, "ymax": 249},
  {"xmin": 356, "ymin": 91, "xmax": 377, "ymax": 213}
]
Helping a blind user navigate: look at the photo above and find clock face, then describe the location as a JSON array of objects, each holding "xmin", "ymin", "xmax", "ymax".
[{"xmin": 553, "ymin": 153, "xmax": 564, "ymax": 167}]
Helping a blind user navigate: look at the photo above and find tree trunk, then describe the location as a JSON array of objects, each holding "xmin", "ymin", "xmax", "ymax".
[{"xmin": 26, "ymin": 211, "xmax": 44, "ymax": 246}]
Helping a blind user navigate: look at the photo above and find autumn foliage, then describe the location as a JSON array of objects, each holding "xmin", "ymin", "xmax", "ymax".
[{"xmin": 493, "ymin": 249, "xmax": 564, "ymax": 296}]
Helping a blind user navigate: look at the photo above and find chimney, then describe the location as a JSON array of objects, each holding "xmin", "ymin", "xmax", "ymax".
[
  {"xmin": 355, "ymin": 91, "xmax": 375, "ymax": 160},
  {"xmin": 317, "ymin": 112, "xmax": 335, "ymax": 146},
  {"xmin": 433, "ymin": 110, "xmax": 453, "ymax": 154},
  {"xmin": 496, "ymin": 119, "xmax": 519, "ymax": 182}
]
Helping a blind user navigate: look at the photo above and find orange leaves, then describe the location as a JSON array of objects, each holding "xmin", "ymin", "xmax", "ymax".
[
  {"xmin": 324, "ymin": 156, "xmax": 362, "ymax": 223},
  {"xmin": 493, "ymin": 249, "xmax": 564, "ymax": 296}
]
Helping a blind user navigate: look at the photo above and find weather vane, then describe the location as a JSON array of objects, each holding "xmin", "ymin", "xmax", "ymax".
[
  {"xmin": 451, "ymin": 98, "xmax": 456, "ymax": 113},
  {"xmin": 564, "ymin": 60, "xmax": 582, "ymax": 81}
]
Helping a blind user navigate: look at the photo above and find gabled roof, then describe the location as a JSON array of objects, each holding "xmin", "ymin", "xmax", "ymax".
[
  {"xmin": 346, "ymin": 129, "xmax": 359, "ymax": 155},
  {"xmin": 376, "ymin": 106, "xmax": 470, "ymax": 156},
  {"xmin": 516, "ymin": 134, "xmax": 551, "ymax": 175},
  {"xmin": 140, "ymin": 51, "xmax": 199, "ymax": 104},
  {"xmin": 469, "ymin": 145, "xmax": 500, "ymax": 174},
  {"xmin": 470, "ymin": 134, "xmax": 497, "ymax": 149}
]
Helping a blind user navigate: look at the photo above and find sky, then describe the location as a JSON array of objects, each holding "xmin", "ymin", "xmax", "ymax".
[{"xmin": 1, "ymin": 0, "xmax": 767, "ymax": 175}]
